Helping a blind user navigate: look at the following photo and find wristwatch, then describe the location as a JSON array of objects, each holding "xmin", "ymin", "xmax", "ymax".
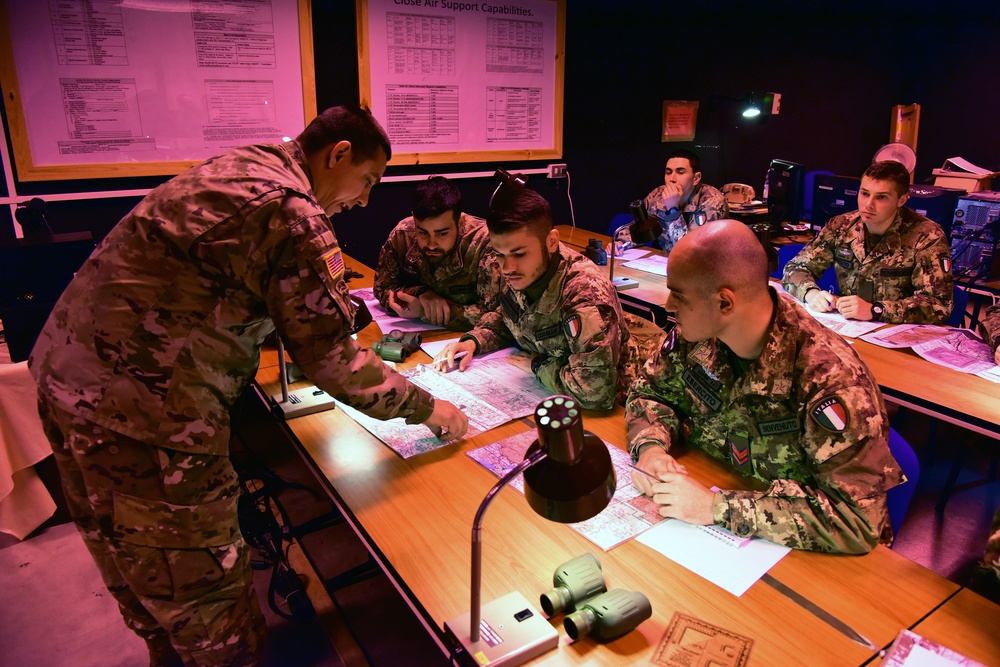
[
  {"xmin": 871, "ymin": 302, "xmax": 885, "ymax": 322},
  {"xmin": 665, "ymin": 206, "xmax": 681, "ymax": 219},
  {"xmin": 530, "ymin": 354, "xmax": 546, "ymax": 375}
]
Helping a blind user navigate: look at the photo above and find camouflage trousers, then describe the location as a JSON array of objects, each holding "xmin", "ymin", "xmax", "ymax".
[{"xmin": 37, "ymin": 399, "xmax": 266, "ymax": 667}]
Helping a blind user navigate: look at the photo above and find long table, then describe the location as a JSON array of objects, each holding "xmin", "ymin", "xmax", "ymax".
[
  {"xmin": 251, "ymin": 252, "xmax": 999, "ymax": 666},
  {"xmin": 557, "ymin": 225, "xmax": 1000, "ymax": 440}
]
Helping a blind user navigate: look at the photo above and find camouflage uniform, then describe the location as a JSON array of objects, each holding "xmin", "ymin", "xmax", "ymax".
[
  {"xmin": 372, "ymin": 213, "xmax": 500, "ymax": 330},
  {"xmin": 461, "ymin": 243, "xmax": 640, "ymax": 410},
  {"xmin": 782, "ymin": 207, "xmax": 954, "ymax": 324},
  {"xmin": 626, "ymin": 289, "xmax": 903, "ymax": 554},
  {"xmin": 981, "ymin": 303, "xmax": 1000, "ymax": 352},
  {"xmin": 619, "ymin": 183, "xmax": 729, "ymax": 252},
  {"xmin": 29, "ymin": 141, "xmax": 434, "ymax": 666}
]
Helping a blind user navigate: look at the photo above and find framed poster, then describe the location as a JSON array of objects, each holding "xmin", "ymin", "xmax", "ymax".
[
  {"xmin": 662, "ymin": 100, "xmax": 698, "ymax": 143},
  {"xmin": 357, "ymin": 0, "xmax": 565, "ymax": 165},
  {"xmin": 0, "ymin": 0, "xmax": 316, "ymax": 181}
]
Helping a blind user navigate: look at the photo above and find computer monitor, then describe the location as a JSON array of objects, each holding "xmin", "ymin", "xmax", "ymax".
[
  {"xmin": 0, "ymin": 235, "xmax": 96, "ymax": 362},
  {"xmin": 811, "ymin": 174, "xmax": 862, "ymax": 230},
  {"xmin": 906, "ymin": 184, "xmax": 966, "ymax": 238},
  {"xmin": 765, "ymin": 159, "xmax": 806, "ymax": 225}
]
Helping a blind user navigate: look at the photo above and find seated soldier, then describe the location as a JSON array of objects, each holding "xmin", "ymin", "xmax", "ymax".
[
  {"xmin": 782, "ymin": 160, "xmax": 953, "ymax": 324},
  {"xmin": 983, "ymin": 302, "xmax": 1000, "ymax": 365},
  {"xmin": 627, "ymin": 220, "xmax": 903, "ymax": 554},
  {"xmin": 619, "ymin": 148, "xmax": 728, "ymax": 252},
  {"xmin": 373, "ymin": 175, "xmax": 498, "ymax": 330},
  {"xmin": 433, "ymin": 187, "xmax": 648, "ymax": 410}
]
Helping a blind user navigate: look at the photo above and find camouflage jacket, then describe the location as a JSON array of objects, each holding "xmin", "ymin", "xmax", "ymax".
[
  {"xmin": 626, "ymin": 289, "xmax": 903, "ymax": 554},
  {"xmin": 463, "ymin": 243, "xmax": 636, "ymax": 410},
  {"xmin": 29, "ymin": 141, "xmax": 434, "ymax": 456},
  {"xmin": 982, "ymin": 303, "xmax": 1000, "ymax": 352},
  {"xmin": 372, "ymin": 213, "xmax": 499, "ymax": 330},
  {"xmin": 619, "ymin": 183, "xmax": 729, "ymax": 252},
  {"xmin": 782, "ymin": 207, "xmax": 954, "ymax": 324}
]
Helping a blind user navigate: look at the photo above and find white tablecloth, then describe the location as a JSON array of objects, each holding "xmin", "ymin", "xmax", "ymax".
[{"xmin": 0, "ymin": 344, "xmax": 56, "ymax": 539}]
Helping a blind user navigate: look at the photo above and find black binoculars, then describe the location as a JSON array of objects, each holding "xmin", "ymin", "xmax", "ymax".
[
  {"xmin": 584, "ymin": 239, "xmax": 608, "ymax": 266},
  {"xmin": 372, "ymin": 329, "xmax": 422, "ymax": 362}
]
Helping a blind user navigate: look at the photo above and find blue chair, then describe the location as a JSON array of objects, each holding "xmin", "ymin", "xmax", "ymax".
[
  {"xmin": 887, "ymin": 428, "xmax": 921, "ymax": 544},
  {"xmin": 772, "ymin": 243, "xmax": 838, "ymax": 294},
  {"xmin": 945, "ymin": 285, "xmax": 969, "ymax": 328},
  {"xmin": 607, "ymin": 213, "xmax": 633, "ymax": 239}
]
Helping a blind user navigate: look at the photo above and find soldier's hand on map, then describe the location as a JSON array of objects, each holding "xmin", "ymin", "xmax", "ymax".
[
  {"xmin": 648, "ymin": 472, "xmax": 716, "ymax": 525},
  {"xmin": 419, "ymin": 291, "xmax": 451, "ymax": 326},
  {"xmin": 506, "ymin": 350, "xmax": 534, "ymax": 374},
  {"xmin": 423, "ymin": 399, "xmax": 469, "ymax": 441},
  {"xmin": 433, "ymin": 340, "xmax": 476, "ymax": 373},
  {"xmin": 631, "ymin": 445, "xmax": 687, "ymax": 496},
  {"xmin": 805, "ymin": 288, "xmax": 837, "ymax": 313},
  {"xmin": 388, "ymin": 290, "xmax": 422, "ymax": 319},
  {"xmin": 835, "ymin": 295, "xmax": 873, "ymax": 321}
]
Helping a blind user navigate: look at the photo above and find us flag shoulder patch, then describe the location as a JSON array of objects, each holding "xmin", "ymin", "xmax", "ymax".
[
  {"xmin": 811, "ymin": 396, "xmax": 849, "ymax": 432},
  {"xmin": 322, "ymin": 248, "xmax": 344, "ymax": 282},
  {"xmin": 563, "ymin": 314, "xmax": 582, "ymax": 339}
]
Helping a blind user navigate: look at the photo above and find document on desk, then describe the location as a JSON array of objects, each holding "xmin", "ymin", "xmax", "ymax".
[
  {"xmin": 350, "ymin": 287, "xmax": 445, "ymax": 334},
  {"xmin": 615, "ymin": 247, "xmax": 652, "ymax": 261},
  {"xmin": 468, "ymin": 429, "xmax": 669, "ymax": 550},
  {"xmin": 881, "ymin": 628, "xmax": 988, "ymax": 666},
  {"xmin": 804, "ymin": 307, "xmax": 887, "ymax": 338},
  {"xmin": 622, "ymin": 254, "xmax": 668, "ymax": 277},
  {"xmin": 637, "ymin": 519, "xmax": 791, "ymax": 597},
  {"xmin": 912, "ymin": 330, "xmax": 997, "ymax": 375},
  {"xmin": 859, "ymin": 323, "xmax": 955, "ymax": 349}
]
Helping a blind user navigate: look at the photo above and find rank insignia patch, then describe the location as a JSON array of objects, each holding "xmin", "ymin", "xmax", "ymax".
[
  {"xmin": 811, "ymin": 396, "xmax": 848, "ymax": 432},
  {"xmin": 322, "ymin": 248, "xmax": 344, "ymax": 281},
  {"xmin": 564, "ymin": 314, "xmax": 582, "ymax": 339}
]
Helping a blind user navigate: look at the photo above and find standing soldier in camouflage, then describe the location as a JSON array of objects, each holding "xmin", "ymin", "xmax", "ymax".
[
  {"xmin": 782, "ymin": 160, "xmax": 953, "ymax": 324},
  {"xmin": 433, "ymin": 187, "xmax": 641, "ymax": 410},
  {"xmin": 373, "ymin": 175, "xmax": 499, "ymax": 330},
  {"xmin": 29, "ymin": 106, "xmax": 468, "ymax": 667},
  {"xmin": 627, "ymin": 220, "xmax": 903, "ymax": 553},
  {"xmin": 618, "ymin": 149, "xmax": 729, "ymax": 252}
]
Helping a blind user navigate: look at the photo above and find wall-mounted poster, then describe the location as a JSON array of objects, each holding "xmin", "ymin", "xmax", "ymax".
[
  {"xmin": 357, "ymin": 0, "xmax": 565, "ymax": 165},
  {"xmin": 662, "ymin": 101, "xmax": 698, "ymax": 143},
  {"xmin": 0, "ymin": 0, "xmax": 315, "ymax": 181}
]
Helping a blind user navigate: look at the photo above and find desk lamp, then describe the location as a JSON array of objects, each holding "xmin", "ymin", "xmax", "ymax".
[
  {"xmin": 608, "ymin": 200, "xmax": 662, "ymax": 290},
  {"xmin": 271, "ymin": 337, "xmax": 338, "ymax": 419},
  {"xmin": 490, "ymin": 168, "xmax": 527, "ymax": 207},
  {"xmin": 445, "ymin": 396, "xmax": 616, "ymax": 666}
]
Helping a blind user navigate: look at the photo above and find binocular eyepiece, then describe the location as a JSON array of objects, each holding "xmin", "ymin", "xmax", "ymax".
[{"xmin": 540, "ymin": 553, "xmax": 651, "ymax": 642}]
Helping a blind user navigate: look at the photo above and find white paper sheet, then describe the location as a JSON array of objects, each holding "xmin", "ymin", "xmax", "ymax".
[
  {"xmin": 622, "ymin": 255, "xmax": 668, "ymax": 277},
  {"xmin": 636, "ymin": 518, "xmax": 791, "ymax": 597},
  {"xmin": 351, "ymin": 287, "xmax": 445, "ymax": 334},
  {"xmin": 804, "ymin": 307, "xmax": 889, "ymax": 338}
]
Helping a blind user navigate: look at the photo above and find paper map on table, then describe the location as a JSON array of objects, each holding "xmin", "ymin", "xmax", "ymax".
[
  {"xmin": 622, "ymin": 255, "xmax": 668, "ymax": 277},
  {"xmin": 336, "ymin": 365, "xmax": 510, "ymax": 458},
  {"xmin": 467, "ymin": 429, "xmax": 666, "ymax": 550},
  {"xmin": 804, "ymin": 308, "xmax": 887, "ymax": 338},
  {"xmin": 350, "ymin": 287, "xmax": 444, "ymax": 334},
  {"xmin": 859, "ymin": 323, "xmax": 957, "ymax": 349},
  {"xmin": 881, "ymin": 628, "xmax": 987, "ymax": 666},
  {"xmin": 912, "ymin": 330, "xmax": 996, "ymax": 374}
]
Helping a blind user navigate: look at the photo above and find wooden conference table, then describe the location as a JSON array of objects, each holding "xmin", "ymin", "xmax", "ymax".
[
  {"xmin": 558, "ymin": 225, "xmax": 1000, "ymax": 441},
  {"xmin": 252, "ymin": 253, "xmax": 999, "ymax": 666}
]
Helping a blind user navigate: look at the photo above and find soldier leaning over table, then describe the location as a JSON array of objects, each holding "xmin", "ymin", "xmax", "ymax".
[
  {"xmin": 29, "ymin": 106, "xmax": 467, "ymax": 667},
  {"xmin": 433, "ymin": 186, "xmax": 663, "ymax": 410},
  {"xmin": 627, "ymin": 220, "xmax": 903, "ymax": 554},
  {"xmin": 783, "ymin": 160, "xmax": 953, "ymax": 324},
  {"xmin": 373, "ymin": 175, "xmax": 500, "ymax": 331}
]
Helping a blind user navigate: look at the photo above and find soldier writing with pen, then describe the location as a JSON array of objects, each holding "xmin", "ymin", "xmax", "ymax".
[
  {"xmin": 373, "ymin": 176, "xmax": 500, "ymax": 330},
  {"xmin": 782, "ymin": 160, "xmax": 953, "ymax": 324},
  {"xmin": 627, "ymin": 220, "xmax": 903, "ymax": 553}
]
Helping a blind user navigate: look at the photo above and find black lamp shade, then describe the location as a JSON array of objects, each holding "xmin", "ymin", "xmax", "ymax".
[
  {"xmin": 627, "ymin": 200, "xmax": 662, "ymax": 245},
  {"xmin": 523, "ymin": 396, "xmax": 616, "ymax": 523}
]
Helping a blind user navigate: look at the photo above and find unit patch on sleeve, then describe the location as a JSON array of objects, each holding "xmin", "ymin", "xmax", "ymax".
[
  {"xmin": 563, "ymin": 314, "xmax": 582, "ymax": 339},
  {"xmin": 811, "ymin": 396, "xmax": 849, "ymax": 432},
  {"xmin": 321, "ymin": 247, "xmax": 344, "ymax": 282}
]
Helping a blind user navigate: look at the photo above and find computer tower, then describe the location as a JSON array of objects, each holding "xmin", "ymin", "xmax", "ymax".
[
  {"xmin": 906, "ymin": 184, "xmax": 965, "ymax": 238},
  {"xmin": 811, "ymin": 174, "xmax": 861, "ymax": 230},
  {"xmin": 765, "ymin": 159, "xmax": 805, "ymax": 225},
  {"xmin": 949, "ymin": 191, "xmax": 1000, "ymax": 281}
]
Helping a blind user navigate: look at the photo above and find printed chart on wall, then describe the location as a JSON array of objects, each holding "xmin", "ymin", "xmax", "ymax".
[
  {"xmin": 357, "ymin": 0, "xmax": 565, "ymax": 165},
  {"xmin": 0, "ymin": 0, "xmax": 315, "ymax": 180}
]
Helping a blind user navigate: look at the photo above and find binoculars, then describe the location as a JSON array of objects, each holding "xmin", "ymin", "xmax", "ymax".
[
  {"xmin": 371, "ymin": 329, "xmax": 422, "ymax": 362},
  {"xmin": 539, "ymin": 553, "xmax": 651, "ymax": 641},
  {"xmin": 584, "ymin": 239, "xmax": 608, "ymax": 266}
]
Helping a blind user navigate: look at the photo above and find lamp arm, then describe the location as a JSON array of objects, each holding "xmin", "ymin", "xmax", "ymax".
[
  {"xmin": 277, "ymin": 337, "xmax": 289, "ymax": 403},
  {"xmin": 470, "ymin": 448, "xmax": 548, "ymax": 643},
  {"xmin": 609, "ymin": 222, "xmax": 631, "ymax": 284}
]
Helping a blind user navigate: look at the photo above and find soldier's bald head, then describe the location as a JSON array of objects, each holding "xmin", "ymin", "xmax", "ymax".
[{"xmin": 669, "ymin": 220, "xmax": 770, "ymax": 299}]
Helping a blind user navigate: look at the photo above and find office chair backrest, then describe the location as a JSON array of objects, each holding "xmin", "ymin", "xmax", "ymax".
[
  {"xmin": 886, "ymin": 428, "xmax": 920, "ymax": 543},
  {"xmin": 771, "ymin": 243, "xmax": 838, "ymax": 294},
  {"xmin": 945, "ymin": 285, "xmax": 968, "ymax": 328},
  {"xmin": 607, "ymin": 213, "xmax": 634, "ymax": 239}
]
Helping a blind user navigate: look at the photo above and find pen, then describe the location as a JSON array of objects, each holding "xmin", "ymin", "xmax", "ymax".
[{"xmin": 629, "ymin": 464, "xmax": 660, "ymax": 481}]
